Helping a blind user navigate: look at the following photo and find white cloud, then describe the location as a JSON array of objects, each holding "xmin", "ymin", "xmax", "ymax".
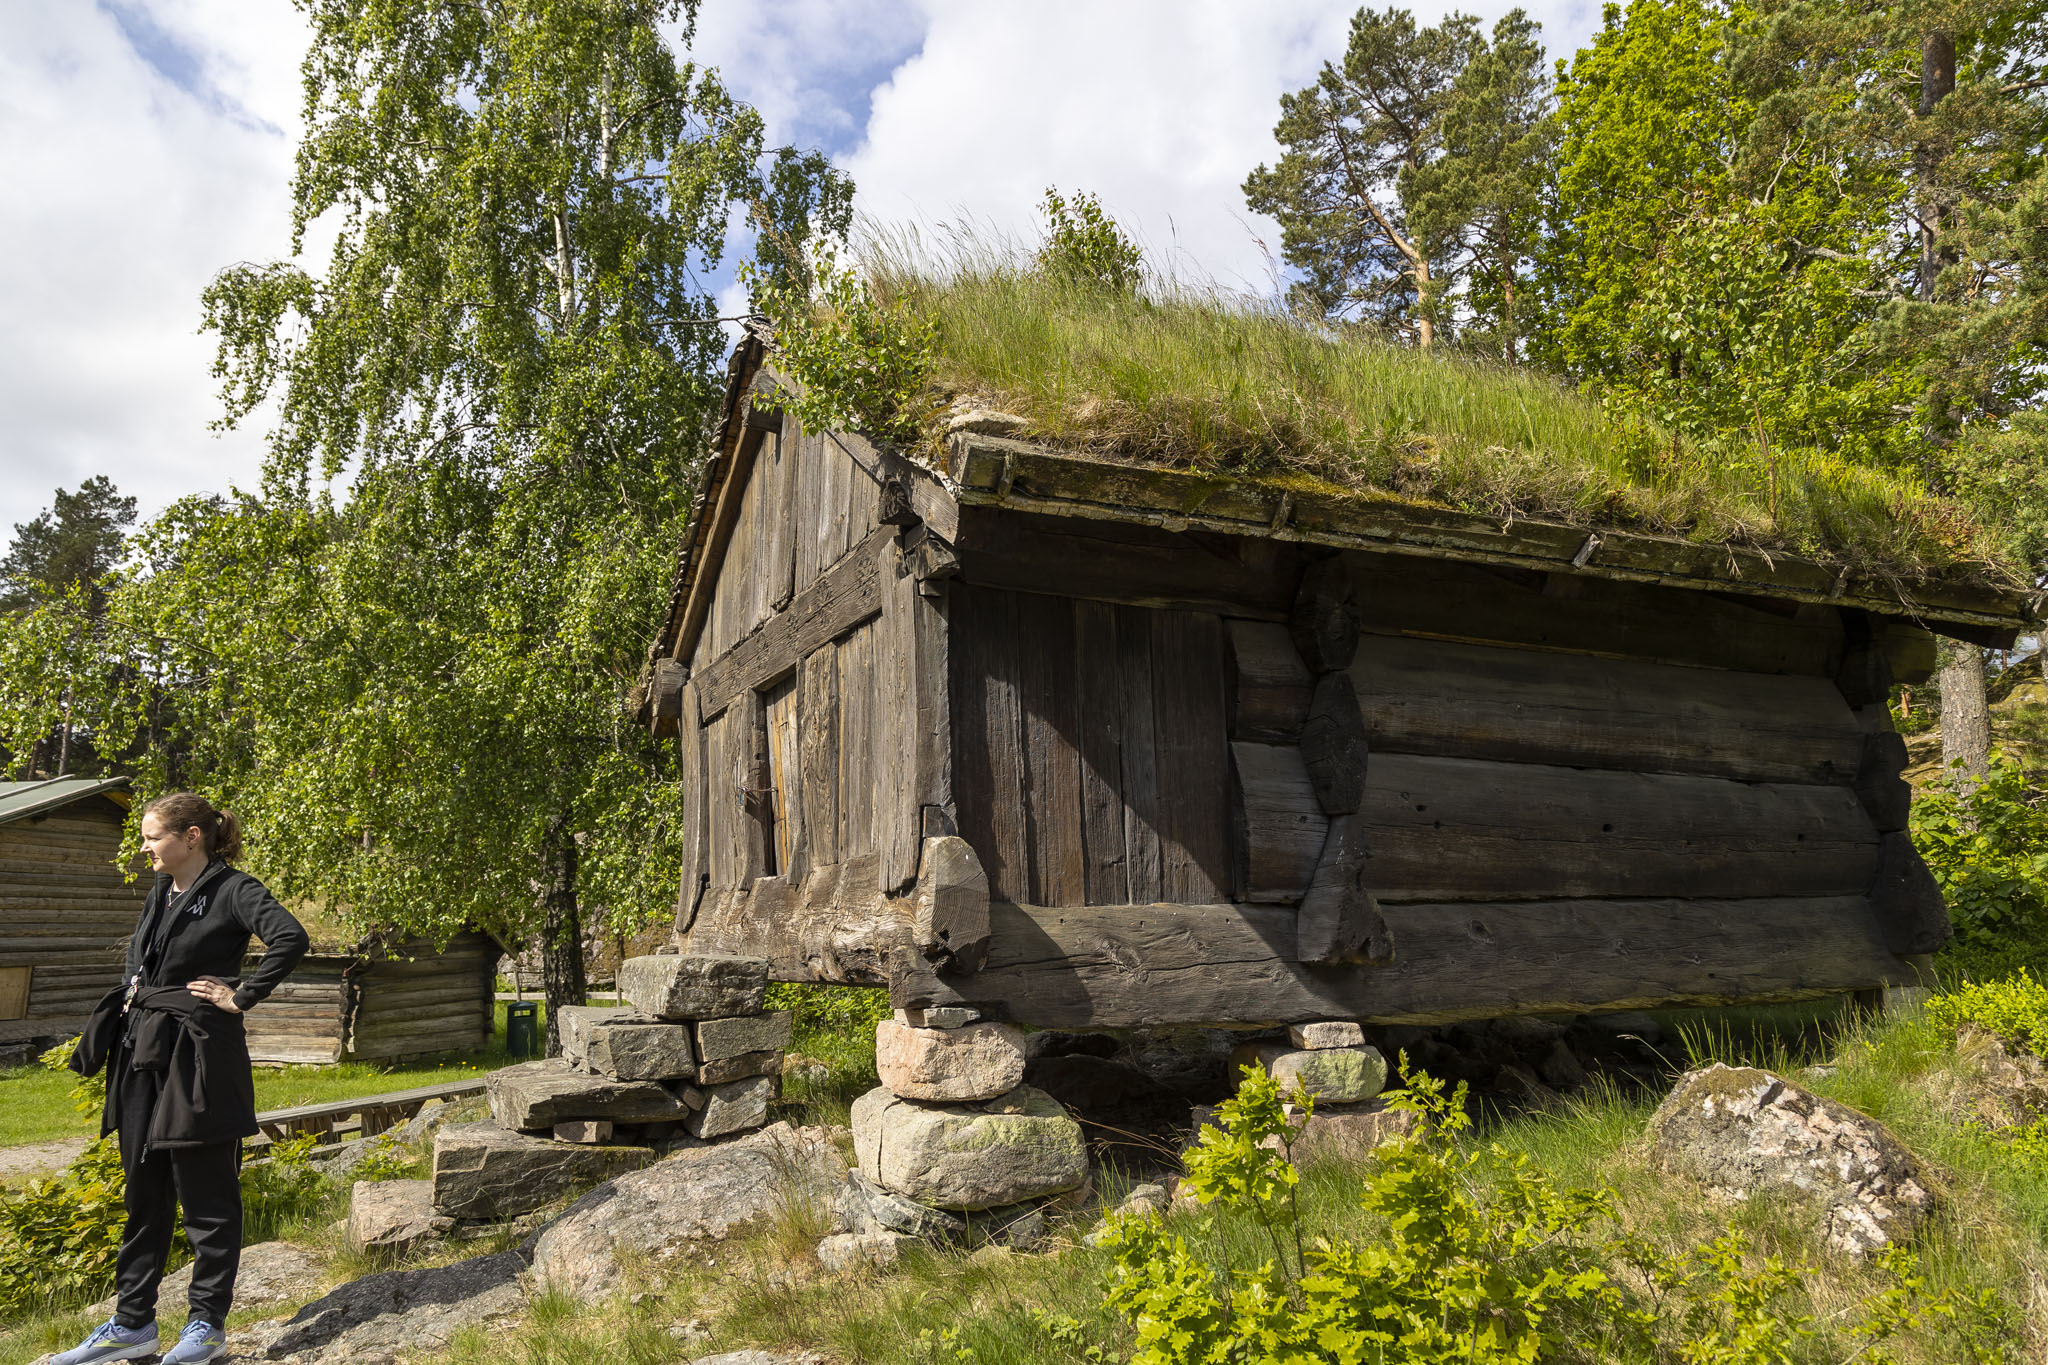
[
  {"xmin": 840, "ymin": 0, "xmax": 1605, "ymax": 294},
  {"xmin": 0, "ymin": 0, "xmax": 306, "ymax": 535},
  {"xmin": 0, "ymin": 0, "xmax": 1608, "ymax": 538}
]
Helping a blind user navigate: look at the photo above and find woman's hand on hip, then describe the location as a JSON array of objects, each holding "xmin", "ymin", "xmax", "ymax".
[{"xmin": 187, "ymin": 978, "xmax": 242, "ymax": 1013}]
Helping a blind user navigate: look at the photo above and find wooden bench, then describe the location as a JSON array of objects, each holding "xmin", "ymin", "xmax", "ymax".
[{"xmin": 253, "ymin": 1077, "xmax": 488, "ymax": 1144}]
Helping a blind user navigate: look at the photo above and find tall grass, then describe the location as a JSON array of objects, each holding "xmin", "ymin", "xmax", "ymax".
[{"xmin": 862, "ymin": 225, "xmax": 2005, "ymax": 579}]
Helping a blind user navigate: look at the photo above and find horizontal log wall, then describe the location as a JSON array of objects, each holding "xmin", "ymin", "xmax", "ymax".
[
  {"xmin": 243, "ymin": 962, "xmax": 350, "ymax": 1065},
  {"xmin": 0, "ymin": 800, "xmax": 141, "ymax": 1043},
  {"xmin": 950, "ymin": 583, "xmax": 1231, "ymax": 908}
]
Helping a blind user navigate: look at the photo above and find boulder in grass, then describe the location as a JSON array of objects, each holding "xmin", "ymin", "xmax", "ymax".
[
  {"xmin": 619, "ymin": 954, "xmax": 768, "ymax": 1021},
  {"xmin": 250, "ymin": 1250, "xmax": 525, "ymax": 1362},
  {"xmin": 875, "ymin": 1019, "xmax": 1026, "ymax": 1102},
  {"xmin": 486, "ymin": 1058, "xmax": 693, "ymax": 1131},
  {"xmin": 529, "ymin": 1123, "xmax": 847, "ymax": 1299},
  {"xmin": 1649, "ymin": 1064, "xmax": 1935, "ymax": 1256},
  {"xmin": 836, "ymin": 1170, "xmax": 968, "ymax": 1241},
  {"xmin": 586, "ymin": 1019, "xmax": 698, "ymax": 1082},
  {"xmin": 347, "ymin": 1179, "xmax": 451, "ymax": 1256},
  {"xmin": 432, "ymin": 1122, "xmax": 653, "ymax": 1220},
  {"xmin": 696, "ymin": 1011, "xmax": 795, "ymax": 1062},
  {"xmin": 1231, "ymin": 1042, "xmax": 1387, "ymax": 1104},
  {"xmin": 816, "ymin": 1229, "xmax": 914, "ymax": 1273},
  {"xmin": 1284, "ymin": 1101, "xmax": 1418, "ymax": 1165},
  {"xmin": 685, "ymin": 1073, "xmax": 776, "ymax": 1139},
  {"xmin": 851, "ymin": 1084, "xmax": 1087, "ymax": 1211}
]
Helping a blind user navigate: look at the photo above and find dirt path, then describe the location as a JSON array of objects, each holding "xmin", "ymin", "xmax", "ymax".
[{"xmin": 0, "ymin": 1136, "xmax": 88, "ymax": 1181}]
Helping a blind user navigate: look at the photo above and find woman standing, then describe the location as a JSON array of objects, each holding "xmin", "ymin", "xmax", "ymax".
[{"xmin": 57, "ymin": 793, "xmax": 308, "ymax": 1365}]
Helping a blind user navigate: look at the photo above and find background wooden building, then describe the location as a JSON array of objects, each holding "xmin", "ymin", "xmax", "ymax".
[
  {"xmin": 639, "ymin": 334, "xmax": 2035, "ymax": 1031},
  {"xmin": 241, "ymin": 932, "xmax": 497, "ymax": 1065},
  {"xmin": 0, "ymin": 776, "xmax": 142, "ymax": 1049}
]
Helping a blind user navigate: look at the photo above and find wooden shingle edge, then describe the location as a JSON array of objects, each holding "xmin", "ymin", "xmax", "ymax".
[{"xmin": 946, "ymin": 434, "xmax": 2038, "ymax": 637}]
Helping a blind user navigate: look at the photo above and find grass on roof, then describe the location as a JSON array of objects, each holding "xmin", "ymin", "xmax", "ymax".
[{"xmin": 861, "ymin": 230, "xmax": 2009, "ymax": 581}]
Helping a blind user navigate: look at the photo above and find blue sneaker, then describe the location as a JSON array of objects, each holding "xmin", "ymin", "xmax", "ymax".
[
  {"xmin": 161, "ymin": 1319, "xmax": 227, "ymax": 1365},
  {"xmin": 51, "ymin": 1318, "xmax": 158, "ymax": 1364}
]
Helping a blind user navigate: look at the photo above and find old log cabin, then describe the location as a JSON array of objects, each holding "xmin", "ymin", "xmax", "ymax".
[
  {"xmin": 639, "ymin": 333, "xmax": 2036, "ymax": 1031},
  {"xmin": 0, "ymin": 776, "xmax": 142, "ymax": 1048},
  {"xmin": 241, "ymin": 931, "xmax": 497, "ymax": 1065}
]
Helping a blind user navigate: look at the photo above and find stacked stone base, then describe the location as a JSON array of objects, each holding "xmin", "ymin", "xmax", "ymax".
[
  {"xmin": 836, "ymin": 1010, "xmax": 1087, "ymax": 1265},
  {"xmin": 429, "ymin": 953, "xmax": 789, "ymax": 1223}
]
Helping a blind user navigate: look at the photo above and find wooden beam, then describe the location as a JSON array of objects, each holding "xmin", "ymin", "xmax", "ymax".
[
  {"xmin": 945, "ymin": 434, "xmax": 2034, "ymax": 634},
  {"xmin": 683, "ymin": 858, "xmax": 917, "ymax": 985},
  {"xmin": 1289, "ymin": 555, "xmax": 1357, "ymax": 673},
  {"xmin": 1300, "ymin": 673, "xmax": 1368, "ymax": 815},
  {"xmin": 950, "ymin": 895, "xmax": 1909, "ymax": 1029},
  {"xmin": 695, "ymin": 527, "xmax": 893, "ymax": 721},
  {"xmin": 1869, "ymin": 832, "xmax": 1951, "ymax": 955}
]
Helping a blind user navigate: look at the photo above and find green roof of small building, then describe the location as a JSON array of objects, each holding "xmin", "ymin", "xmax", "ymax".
[{"xmin": 0, "ymin": 776, "xmax": 133, "ymax": 828}]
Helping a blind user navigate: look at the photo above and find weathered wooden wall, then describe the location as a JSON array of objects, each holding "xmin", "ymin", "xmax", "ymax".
[
  {"xmin": 0, "ymin": 797, "xmax": 140, "ymax": 1044},
  {"xmin": 679, "ymin": 418, "xmax": 939, "ymax": 945},
  {"xmin": 242, "ymin": 960, "xmax": 351, "ymax": 1065},
  {"xmin": 241, "ymin": 933, "xmax": 496, "ymax": 1065}
]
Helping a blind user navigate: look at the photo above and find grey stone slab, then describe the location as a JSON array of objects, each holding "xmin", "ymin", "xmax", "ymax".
[
  {"xmin": 587, "ymin": 1018, "xmax": 698, "ymax": 1081},
  {"xmin": 251, "ymin": 1251, "xmax": 525, "ymax": 1362},
  {"xmin": 558, "ymin": 1005, "xmax": 635, "ymax": 1067},
  {"xmin": 684, "ymin": 1073, "xmax": 776, "ymax": 1139},
  {"xmin": 619, "ymin": 954, "xmax": 768, "ymax": 1020},
  {"xmin": 346, "ymin": 1179, "xmax": 450, "ymax": 1256},
  {"xmin": 698, "ymin": 1049, "xmax": 782, "ymax": 1086},
  {"xmin": 431, "ymin": 1121, "xmax": 653, "ymax": 1220},
  {"xmin": 487, "ymin": 1058, "xmax": 692, "ymax": 1130},
  {"xmin": 695, "ymin": 1010, "xmax": 794, "ymax": 1062}
]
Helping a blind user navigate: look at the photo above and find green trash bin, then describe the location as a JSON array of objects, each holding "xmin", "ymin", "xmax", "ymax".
[{"xmin": 505, "ymin": 1000, "xmax": 541, "ymax": 1058}]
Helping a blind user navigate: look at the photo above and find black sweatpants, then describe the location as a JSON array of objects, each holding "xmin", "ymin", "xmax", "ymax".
[{"xmin": 113, "ymin": 1071, "xmax": 242, "ymax": 1329}]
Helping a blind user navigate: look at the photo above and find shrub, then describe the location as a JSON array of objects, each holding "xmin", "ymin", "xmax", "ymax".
[
  {"xmin": 1037, "ymin": 189, "xmax": 1144, "ymax": 296},
  {"xmin": 38, "ymin": 1036, "xmax": 104, "ymax": 1119},
  {"xmin": 1092, "ymin": 1062, "xmax": 2013, "ymax": 1364},
  {"xmin": 747, "ymin": 244, "xmax": 937, "ymax": 443},
  {"xmin": 1927, "ymin": 969, "xmax": 2048, "ymax": 1055},
  {"xmin": 0, "ymin": 1138, "xmax": 129, "ymax": 1319},
  {"xmin": 764, "ymin": 982, "xmax": 891, "ymax": 1037},
  {"xmin": 1911, "ymin": 750, "xmax": 2048, "ymax": 971}
]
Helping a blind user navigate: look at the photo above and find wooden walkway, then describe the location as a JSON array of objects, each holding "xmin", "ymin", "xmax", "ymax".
[{"xmin": 254, "ymin": 1076, "xmax": 488, "ymax": 1144}]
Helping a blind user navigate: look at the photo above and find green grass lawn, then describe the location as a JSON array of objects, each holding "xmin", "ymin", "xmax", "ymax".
[{"xmin": 0, "ymin": 1000, "xmax": 535, "ymax": 1149}]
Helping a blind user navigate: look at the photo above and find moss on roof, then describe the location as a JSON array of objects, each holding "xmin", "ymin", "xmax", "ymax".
[{"xmin": 867, "ymin": 262, "xmax": 2018, "ymax": 588}]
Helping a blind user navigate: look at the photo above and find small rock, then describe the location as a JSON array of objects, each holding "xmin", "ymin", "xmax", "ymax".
[
  {"xmin": 347, "ymin": 1179, "xmax": 449, "ymax": 1256},
  {"xmin": 1286, "ymin": 1101, "xmax": 1418, "ymax": 1165},
  {"xmin": 1289, "ymin": 1021, "xmax": 1366, "ymax": 1050},
  {"xmin": 487, "ymin": 1058, "xmax": 693, "ymax": 1131},
  {"xmin": 836, "ymin": 1170, "xmax": 969, "ymax": 1240},
  {"xmin": 851, "ymin": 1084, "xmax": 1087, "ymax": 1211},
  {"xmin": 1650, "ymin": 1064, "xmax": 1936, "ymax": 1255},
  {"xmin": 1537, "ymin": 1039, "xmax": 1590, "ymax": 1092},
  {"xmin": 1231, "ymin": 1043, "xmax": 1387, "ymax": 1103},
  {"xmin": 686, "ymin": 1073, "xmax": 777, "ymax": 1139},
  {"xmin": 697, "ymin": 1011, "xmax": 796, "ymax": 1062},
  {"xmin": 782, "ymin": 1053, "xmax": 831, "ymax": 1087},
  {"xmin": 587, "ymin": 1018, "xmax": 699, "ymax": 1082},
  {"xmin": 816, "ymin": 1229, "xmax": 914, "ymax": 1272},
  {"xmin": 987, "ymin": 1206, "xmax": 1048, "ymax": 1249},
  {"xmin": 396, "ymin": 1099, "xmax": 449, "ymax": 1143},
  {"xmin": 946, "ymin": 407, "xmax": 1031, "ymax": 437},
  {"xmin": 252, "ymin": 1250, "xmax": 525, "ymax": 1362},
  {"xmin": 432, "ymin": 1122, "xmax": 653, "ymax": 1220},
  {"xmin": 1118, "ymin": 1183, "xmax": 1170, "ymax": 1216},
  {"xmin": 896, "ymin": 1005, "xmax": 982, "ymax": 1029},
  {"xmin": 699, "ymin": 1049, "xmax": 784, "ymax": 1086},
  {"xmin": 619, "ymin": 954, "xmax": 769, "ymax": 1020},
  {"xmin": 553, "ymin": 1120, "xmax": 613, "ymax": 1144},
  {"xmin": 529, "ymin": 1123, "xmax": 848, "ymax": 1299},
  {"xmin": 875, "ymin": 1019, "xmax": 1027, "ymax": 1103}
]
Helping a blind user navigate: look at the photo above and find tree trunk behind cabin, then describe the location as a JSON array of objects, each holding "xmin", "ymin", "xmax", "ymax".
[
  {"xmin": 540, "ymin": 813, "xmax": 587, "ymax": 1056},
  {"xmin": 1938, "ymin": 642, "xmax": 1991, "ymax": 786}
]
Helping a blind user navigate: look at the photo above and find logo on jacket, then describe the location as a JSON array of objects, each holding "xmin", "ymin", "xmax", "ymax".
[{"xmin": 186, "ymin": 896, "xmax": 208, "ymax": 917}]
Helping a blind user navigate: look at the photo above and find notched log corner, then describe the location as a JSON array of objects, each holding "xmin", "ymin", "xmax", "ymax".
[
  {"xmin": 1289, "ymin": 554, "xmax": 1358, "ymax": 674},
  {"xmin": 649, "ymin": 658, "xmax": 688, "ymax": 739},
  {"xmin": 1297, "ymin": 814, "xmax": 1394, "ymax": 965}
]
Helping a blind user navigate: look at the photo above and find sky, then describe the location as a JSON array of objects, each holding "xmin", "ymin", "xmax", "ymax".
[{"xmin": 0, "ymin": 0, "xmax": 1607, "ymax": 540}]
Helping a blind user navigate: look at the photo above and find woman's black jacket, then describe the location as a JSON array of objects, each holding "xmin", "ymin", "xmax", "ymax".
[{"xmin": 70, "ymin": 862, "xmax": 309, "ymax": 1147}]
